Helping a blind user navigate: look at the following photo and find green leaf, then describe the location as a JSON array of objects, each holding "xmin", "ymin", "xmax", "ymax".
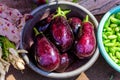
[{"xmin": 0, "ymin": 35, "xmax": 16, "ymax": 59}]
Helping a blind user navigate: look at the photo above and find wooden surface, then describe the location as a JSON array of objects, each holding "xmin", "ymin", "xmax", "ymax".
[
  {"xmin": 1, "ymin": 0, "xmax": 120, "ymax": 15},
  {"xmin": 78, "ymin": 0, "xmax": 120, "ymax": 15},
  {"xmin": 1, "ymin": 0, "xmax": 120, "ymax": 80}
]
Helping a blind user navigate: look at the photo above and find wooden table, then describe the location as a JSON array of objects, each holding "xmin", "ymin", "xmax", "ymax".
[{"xmin": 1, "ymin": 0, "xmax": 120, "ymax": 80}]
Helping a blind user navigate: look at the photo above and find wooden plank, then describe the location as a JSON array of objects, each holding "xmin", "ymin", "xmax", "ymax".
[
  {"xmin": 79, "ymin": 0, "xmax": 120, "ymax": 15},
  {"xmin": 76, "ymin": 72, "xmax": 89, "ymax": 80},
  {"xmin": 0, "ymin": 0, "xmax": 120, "ymax": 15},
  {"xmin": 0, "ymin": 0, "xmax": 35, "ymax": 14},
  {"xmin": 6, "ymin": 74, "xmax": 16, "ymax": 80}
]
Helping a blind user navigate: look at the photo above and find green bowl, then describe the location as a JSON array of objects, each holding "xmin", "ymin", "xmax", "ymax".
[{"xmin": 97, "ymin": 6, "xmax": 120, "ymax": 72}]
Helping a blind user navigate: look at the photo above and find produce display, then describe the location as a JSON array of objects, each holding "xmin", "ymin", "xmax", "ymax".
[
  {"xmin": 102, "ymin": 12, "xmax": 120, "ymax": 66},
  {"xmin": 0, "ymin": 3, "xmax": 28, "ymax": 80},
  {"xmin": 33, "ymin": 7, "xmax": 96, "ymax": 72}
]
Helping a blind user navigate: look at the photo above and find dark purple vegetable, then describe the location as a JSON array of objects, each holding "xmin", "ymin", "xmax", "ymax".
[
  {"xmin": 55, "ymin": 53, "xmax": 69, "ymax": 72},
  {"xmin": 34, "ymin": 28, "xmax": 60, "ymax": 72},
  {"xmin": 35, "ymin": 14, "xmax": 53, "ymax": 32},
  {"xmin": 55, "ymin": 52, "xmax": 77, "ymax": 72},
  {"xmin": 74, "ymin": 15, "xmax": 96, "ymax": 59},
  {"xmin": 68, "ymin": 17, "xmax": 82, "ymax": 35},
  {"xmin": 51, "ymin": 7, "xmax": 74, "ymax": 52}
]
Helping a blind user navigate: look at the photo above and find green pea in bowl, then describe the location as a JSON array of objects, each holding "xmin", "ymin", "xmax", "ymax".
[{"xmin": 98, "ymin": 6, "xmax": 120, "ymax": 72}]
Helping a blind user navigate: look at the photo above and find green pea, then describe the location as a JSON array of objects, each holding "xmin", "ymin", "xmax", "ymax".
[
  {"xmin": 115, "ymin": 12, "xmax": 120, "ymax": 19},
  {"xmin": 116, "ymin": 33, "xmax": 120, "ymax": 41},
  {"xmin": 103, "ymin": 40, "xmax": 110, "ymax": 44},
  {"xmin": 116, "ymin": 52, "xmax": 120, "ymax": 59},
  {"xmin": 102, "ymin": 34, "xmax": 108, "ymax": 39},
  {"xmin": 113, "ymin": 47, "xmax": 120, "ymax": 52},
  {"xmin": 110, "ymin": 14, "xmax": 120, "ymax": 24},
  {"xmin": 106, "ymin": 27, "xmax": 112, "ymax": 31},
  {"xmin": 109, "ymin": 53, "xmax": 119, "ymax": 63},
  {"xmin": 117, "ymin": 36, "xmax": 120, "ymax": 42},
  {"xmin": 108, "ymin": 35, "xmax": 117, "ymax": 39},
  {"xmin": 104, "ymin": 17, "xmax": 110, "ymax": 28},
  {"xmin": 117, "ymin": 63, "xmax": 120, "ymax": 66},
  {"xmin": 109, "ymin": 47, "xmax": 116, "ymax": 55},
  {"xmin": 111, "ymin": 39, "xmax": 116, "ymax": 43},
  {"xmin": 116, "ymin": 33, "xmax": 120, "ymax": 37},
  {"xmin": 105, "ymin": 43, "xmax": 115, "ymax": 47},
  {"xmin": 110, "ymin": 24, "xmax": 117, "ymax": 28},
  {"xmin": 115, "ymin": 42, "xmax": 120, "ymax": 47},
  {"xmin": 116, "ymin": 60, "xmax": 120, "ymax": 65},
  {"xmin": 105, "ymin": 32, "xmax": 113, "ymax": 36},
  {"xmin": 105, "ymin": 47, "xmax": 109, "ymax": 52},
  {"xmin": 103, "ymin": 29, "xmax": 107, "ymax": 32},
  {"xmin": 115, "ymin": 27, "xmax": 119, "ymax": 32}
]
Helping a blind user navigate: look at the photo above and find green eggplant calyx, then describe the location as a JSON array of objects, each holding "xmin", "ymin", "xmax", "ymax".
[
  {"xmin": 33, "ymin": 27, "xmax": 42, "ymax": 36},
  {"xmin": 53, "ymin": 7, "xmax": 71, "ymax": 19},
  {"xmin": 46, "ymin": 0, "xmax": 49, "ymax": 3},
  {"xmin": 83, "ymin": 15, "xmax": 89, "ymax": 22}
]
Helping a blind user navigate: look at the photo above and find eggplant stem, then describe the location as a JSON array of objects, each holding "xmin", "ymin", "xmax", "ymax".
[
  {"xmin": 33, "ymin": 27, "xmax": 42, "ymax": 36},
  {"xmin": 53, "ymin": 7, "xmax": 71, "ymax": 19},
  {"xmin": 58, "ymin": 7, "xmax": 61, "ymax": 14},
  {"xmin": 83, "ymin": 15, "xmax": 89, "ymax": 22},
  {"xmin": 64, "ymin": 10, "xmax": 71, "ymax": 15},
  {"xmin": 46, "ymin": 0, "xmax": 49, "ymax": 3}
]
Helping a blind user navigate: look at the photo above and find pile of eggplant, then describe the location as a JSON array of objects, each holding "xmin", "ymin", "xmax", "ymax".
[{"xmin": 32, "ymin": 7, "xmax": 96, "ymax": 72}]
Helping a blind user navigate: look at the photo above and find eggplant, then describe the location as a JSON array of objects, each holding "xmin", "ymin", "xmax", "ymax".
[
  {"xmin": 35, "ymin": 14, "xmax": 53, "ymax": 32},
  {"xmin": 68, "ymin": 17, "xmax": 82, "ymax": 35},
  {"xmin": 34, "ymin": 28, "xmax": 60, "ymax": 72},
  {"xmin": 55, "ymin": 53, "xmax": 69, "ymax": 72},
  {"xmin": 74, "ymin": 15, "xmax": 96, "ymax": 59},
  {"xmin": 51, "ymin": 7, "xmax": 74, "ymax": 52},
  {"xmin": 55, "ymin": 52, "xmax": 77, "ymax": 72}
]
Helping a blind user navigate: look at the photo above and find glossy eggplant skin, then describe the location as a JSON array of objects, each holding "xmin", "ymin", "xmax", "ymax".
[
  {"xmin": 51, "ymin": 16, "xmax": 74, "ymax": 52},
  {"xmin": 35, "ymin": 19, "xmax": 49, "ymax": 32},
  {"xmin": 34, "ymin": 32, "xmax": 60, "ymax": 72},
  {"xmin": 35, "ymin": 14, "xmax": 53, "ymax": 32},
  {"xmin": 75, "ymin": 16, "xmax": 96, "ymax": 59},
  {"xmin": 55, "ymin": 53, "xmax": 69, "ymax": 72},
  {"xmin": 68, "ymin": 17, "xmax": 82, "ymax": 35}
]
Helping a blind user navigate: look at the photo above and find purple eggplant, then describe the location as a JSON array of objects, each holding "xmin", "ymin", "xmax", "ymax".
[
  {"xmin": 34, "ymin": 28, "xmax": 60, "ymax": 72},
  {"xmin": 51, "ymin": 7, "xmax": 74, "ymax": 52},
  {"xmin": 35, "ymin": 14, "xmax": 53, "ymax": 32},
  {"xmin": 74, "ymin": 15, "xmax": 96, "ymax": 59},
  {"xmin": 55, "ymin": 52, "xmax": 77, "ymax": 72},
  {"xmin": 55, "ymin": 53, "xmax": 69, "ymax": 72},
  {"xmin": 68, "ymin": 17, "xmax": 82, "ymax": 35}
]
